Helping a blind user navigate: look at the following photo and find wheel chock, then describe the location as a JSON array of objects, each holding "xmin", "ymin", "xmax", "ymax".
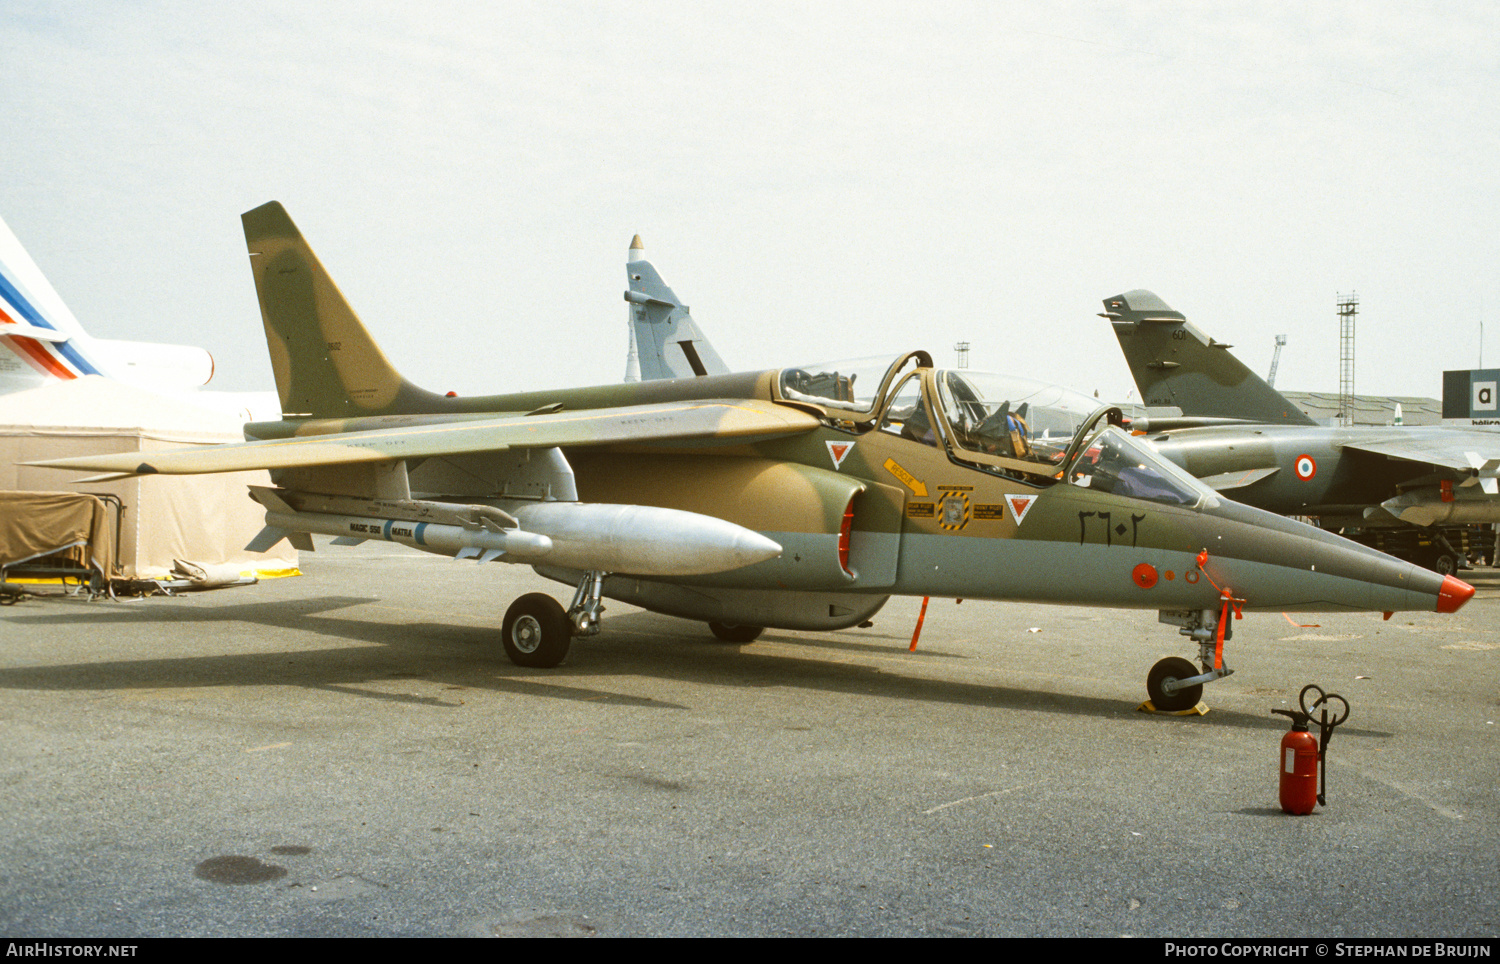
[{"xmin": 1138, "ymin": 700, "xmax": 1210, "ymax": 716}]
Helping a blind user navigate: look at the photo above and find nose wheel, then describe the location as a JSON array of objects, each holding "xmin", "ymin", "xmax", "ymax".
[{"xmin": 1147, "ymin": 656, "xmax": 1204, "ymax": 712}]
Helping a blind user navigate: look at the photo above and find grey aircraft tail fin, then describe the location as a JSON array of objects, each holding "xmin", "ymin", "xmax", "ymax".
[
  {"xmin": 1102, "ymin": 290, "xmax": 1316, "ymax": 426},
  {"xmin": 242, "ymin": 201, "xmax": 446, "ymax": 419},
  {"xmin": 624, "ymin": 236, "xmax": 730, "ymax": 381}
]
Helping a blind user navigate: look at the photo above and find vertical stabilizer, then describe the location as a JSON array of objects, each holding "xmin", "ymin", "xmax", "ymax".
[
  {"xmin": 1102, "ymin": 290, "xmax": 1316, "ymax": 426},
  {"xmin": 243, "ymin": 202, "xmax": 443, "ymax": 418},
  {"xmin": 0, "ymin": 213, "xmax": 102, "ymax": 390},
  {"xmin": 625, "ymin": 237, "xmax": 730, "ymax": 380}
]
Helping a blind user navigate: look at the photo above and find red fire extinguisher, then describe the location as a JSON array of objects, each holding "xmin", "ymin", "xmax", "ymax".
[
  {"xmin": 1272, "ymin": 709, "xmax": 1319, "ymax": 815},
  {"xmin": 1273, "ymin": 685, "xmax": 1350, "ymax": 815}
]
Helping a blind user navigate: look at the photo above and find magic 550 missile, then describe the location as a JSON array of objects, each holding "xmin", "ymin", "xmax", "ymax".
[{"xmin": 247, "ymin": 487, "xmax": 780, "ymax": 577}]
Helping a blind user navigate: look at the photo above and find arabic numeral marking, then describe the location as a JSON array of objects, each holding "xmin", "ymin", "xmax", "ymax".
[
  {"xmin": 1078, "ymin": 511, "xmax": 1111, "ymax": 546},
  {"xmin": 1078, "ymin": 510, "xmax": 1148, "ymax": 547}
]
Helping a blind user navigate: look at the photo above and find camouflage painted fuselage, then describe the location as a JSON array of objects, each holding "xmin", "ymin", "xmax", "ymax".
[{"xmin": 243, "ymin": 363, "xmax": 1461, "ymax": 620}]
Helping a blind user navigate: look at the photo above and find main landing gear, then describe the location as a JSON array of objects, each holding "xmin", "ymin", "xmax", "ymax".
[
  {"xmin": 1148, "ymin": 607, "xmax": 1237, "ymax": 712},
  {"xmin": 499, "ymin": 570, "xmax": 608, "ymax": 668}
]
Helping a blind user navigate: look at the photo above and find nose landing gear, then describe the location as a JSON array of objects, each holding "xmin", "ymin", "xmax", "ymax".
[{"xmin": 1148, "ymin": 603, "xmax": 1239, "ymax": 712}]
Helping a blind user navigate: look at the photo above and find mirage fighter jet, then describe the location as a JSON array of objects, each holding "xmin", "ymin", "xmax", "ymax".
[
  {"xmin": 31, "ymin": 205, "xmax": 1475, "ymax": 712},
  {"xmin": 1103, "ymin": 290, "xmax": 1500, "ymax": 573}
]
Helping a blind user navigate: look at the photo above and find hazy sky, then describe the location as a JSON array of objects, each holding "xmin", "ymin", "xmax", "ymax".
[{"xmin": 3, "ymin": 2, "xmax": 1496, "ymax": 403}]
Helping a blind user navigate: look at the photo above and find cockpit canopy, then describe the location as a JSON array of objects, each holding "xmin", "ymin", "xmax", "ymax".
[
  {"xmin": 777, "ymin": 355, "xmax": 921, "ymax": 416},
  {"xmin": 776, "ymin": 354, "xmax": 1218, "ymax": 508},
  {"xmin": 932, "ymin": 369, "xmax": 1099, "ymax": 465},
  {"xmin": 777, "ymin": 355, "xmax": 1100, "ymax": 470}
]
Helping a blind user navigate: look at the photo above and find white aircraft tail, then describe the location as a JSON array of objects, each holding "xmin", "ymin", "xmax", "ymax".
[
  {"xmin": 625, "ymin": 236, "xmax": 729, "ymax": 381},
  {"xmin": 0, "ymin": 212, "xmax": 219, "ymax": 395}
]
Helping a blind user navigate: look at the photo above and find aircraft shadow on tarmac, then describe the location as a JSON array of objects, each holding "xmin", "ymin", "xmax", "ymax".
[{"xmin": 0, "ymin": 593, "xmax": 1391, "ymax": 737}]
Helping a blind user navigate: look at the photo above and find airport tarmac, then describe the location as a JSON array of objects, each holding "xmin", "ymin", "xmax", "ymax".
[{"xmin": 1, "ymin": 540, "xmax": 1496, "ymax": 938}]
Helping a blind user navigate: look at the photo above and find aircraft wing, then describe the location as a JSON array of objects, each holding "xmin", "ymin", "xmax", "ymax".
[
  {"xmin": 1342, "ymin": 431, "xmax": 1500, "ymax": 478},
  {"xmin": 28, "ymin": 399, "xmax": 820, "ymax": 478}
]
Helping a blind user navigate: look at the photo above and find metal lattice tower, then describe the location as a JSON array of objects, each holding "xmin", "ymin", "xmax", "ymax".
[
  {"xmin": 1267, "ymin": 334, "xmax": 1287, "ymax": 387},
  {"xmin": 954, "ymin": 341, "xmax": 970, "ymax": 369},
  {"xmin": 1337, "ymin": 293, "xmax": 1358, "ymax": 427}
]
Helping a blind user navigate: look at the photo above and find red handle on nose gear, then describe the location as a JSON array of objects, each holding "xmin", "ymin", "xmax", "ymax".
[
  {"xmin": 910, "ymin": 596, "xmax": 930, "ymax": 652},
  {"xmin": 1196, "ymin": 551, "xmax": 1243, "ymax": 672},
  {"xmin": 1215, "ymin": 588, "xmax": 1243, "ymax": 672}
]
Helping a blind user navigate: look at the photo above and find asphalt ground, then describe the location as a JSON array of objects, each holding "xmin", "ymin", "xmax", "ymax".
[{"xmin": 1, "ymin": 540, "xmax": 1496, "ymax": 938}]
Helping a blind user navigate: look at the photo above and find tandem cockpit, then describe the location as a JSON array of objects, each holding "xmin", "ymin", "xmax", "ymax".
[{"xmin": 774, "ymin": 352, "xmax": 1218, "ymax": 509}]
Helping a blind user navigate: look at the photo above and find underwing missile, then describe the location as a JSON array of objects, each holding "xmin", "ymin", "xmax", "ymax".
[{"xmin": 248, "ymin": 488, "xmax": 781, "ymax": 577}]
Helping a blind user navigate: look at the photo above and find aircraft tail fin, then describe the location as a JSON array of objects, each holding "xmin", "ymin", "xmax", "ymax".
[
  {"xmin": 624, "ymin": 237, "xmax": 729, "ymax": 381},
  {"xmin": 0, "ymin": 213, "xmax": 97, "ymax": 389},
  {"xmin": 1102, "ymin": 290, "xmax": 1316, "ymax": 426},
  {"xmin": 242, "ymin": 202, "xmax": 443, "ymax": 418}
]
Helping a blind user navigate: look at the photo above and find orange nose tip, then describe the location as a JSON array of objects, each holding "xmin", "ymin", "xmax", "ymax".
[{"xmin": 1436, "ymin": 574, "xmax": 1476, "ymax": 613}]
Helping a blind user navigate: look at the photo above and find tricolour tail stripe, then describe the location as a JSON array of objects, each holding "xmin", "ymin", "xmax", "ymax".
[{"xmin": 0, "ymin": 256, "xmax": 100, "ymax": 379}]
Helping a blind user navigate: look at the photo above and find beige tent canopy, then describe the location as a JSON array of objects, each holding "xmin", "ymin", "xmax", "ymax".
[
  {"xmin": 0, "ymin": 490, "xmax": 117, "ymax": 586},
  {"xmin": 0, "ymin": 376, "xmax": 297, "ymax": 580}
]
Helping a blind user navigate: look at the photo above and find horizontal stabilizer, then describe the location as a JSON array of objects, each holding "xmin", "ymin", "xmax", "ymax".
[{"xmin": 0, "ymin": 323, "xmax": 69, "ymax": 343}]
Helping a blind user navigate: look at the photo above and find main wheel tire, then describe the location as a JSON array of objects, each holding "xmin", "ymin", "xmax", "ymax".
[
  {"xmin": 501, "ymin": 593, "xmax": 572, "ymax": 668},
  {"xmin": 1432, "ymin": 552, "xmax": 1460, "ymax": 576},
  {"xmin": 707, "ymin": 622, "xmax": 764, "ymax": 643},
  {"xmin": 1147, "ymin": 656, "xmax": 1203, "ymax": 712}
]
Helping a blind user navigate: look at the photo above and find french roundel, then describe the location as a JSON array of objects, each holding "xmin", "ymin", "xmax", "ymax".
[{"xmin": 1294, "ymin": 454, "xmax": 1317, "ymax": 481}]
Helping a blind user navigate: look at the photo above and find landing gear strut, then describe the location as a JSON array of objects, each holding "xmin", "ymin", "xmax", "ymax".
[
  {"xmin": 1150, "ymin": 607, "xmax": 1237, "ymax": 711},
  {"xmin": 567, "ymin": 570, "xmax": 608, "ymax": 637},
  {"xmin": 499, "ymin": 571, "xmax": 609, "ymax": 668}
]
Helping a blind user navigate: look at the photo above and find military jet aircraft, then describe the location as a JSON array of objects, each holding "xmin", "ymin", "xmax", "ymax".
[
  {"xmin": 1103, "ymin": 290, "xmax": 1500, "ymax": 574},
  {"xmin": 30, "ymin": 205, "xmax": 1476, "ymax": 712},
  {"xmin": 624, "ymin": 235, "xmax": 729, "ymax": 382}
]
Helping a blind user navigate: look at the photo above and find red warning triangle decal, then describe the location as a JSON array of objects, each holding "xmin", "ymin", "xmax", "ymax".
[
  {"xmin": 826, "ymin": 440, "xmax": 855, "ymax": 469},
  {"xmin": 1006, "ymin": 493, "xmax": 1037, "ymax": 525}
]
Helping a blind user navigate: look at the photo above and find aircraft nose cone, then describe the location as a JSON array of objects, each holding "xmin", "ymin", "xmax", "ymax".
[{"xmin": 1436, "ymin": 574, "xmax": 1476, "ymax": 613}]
